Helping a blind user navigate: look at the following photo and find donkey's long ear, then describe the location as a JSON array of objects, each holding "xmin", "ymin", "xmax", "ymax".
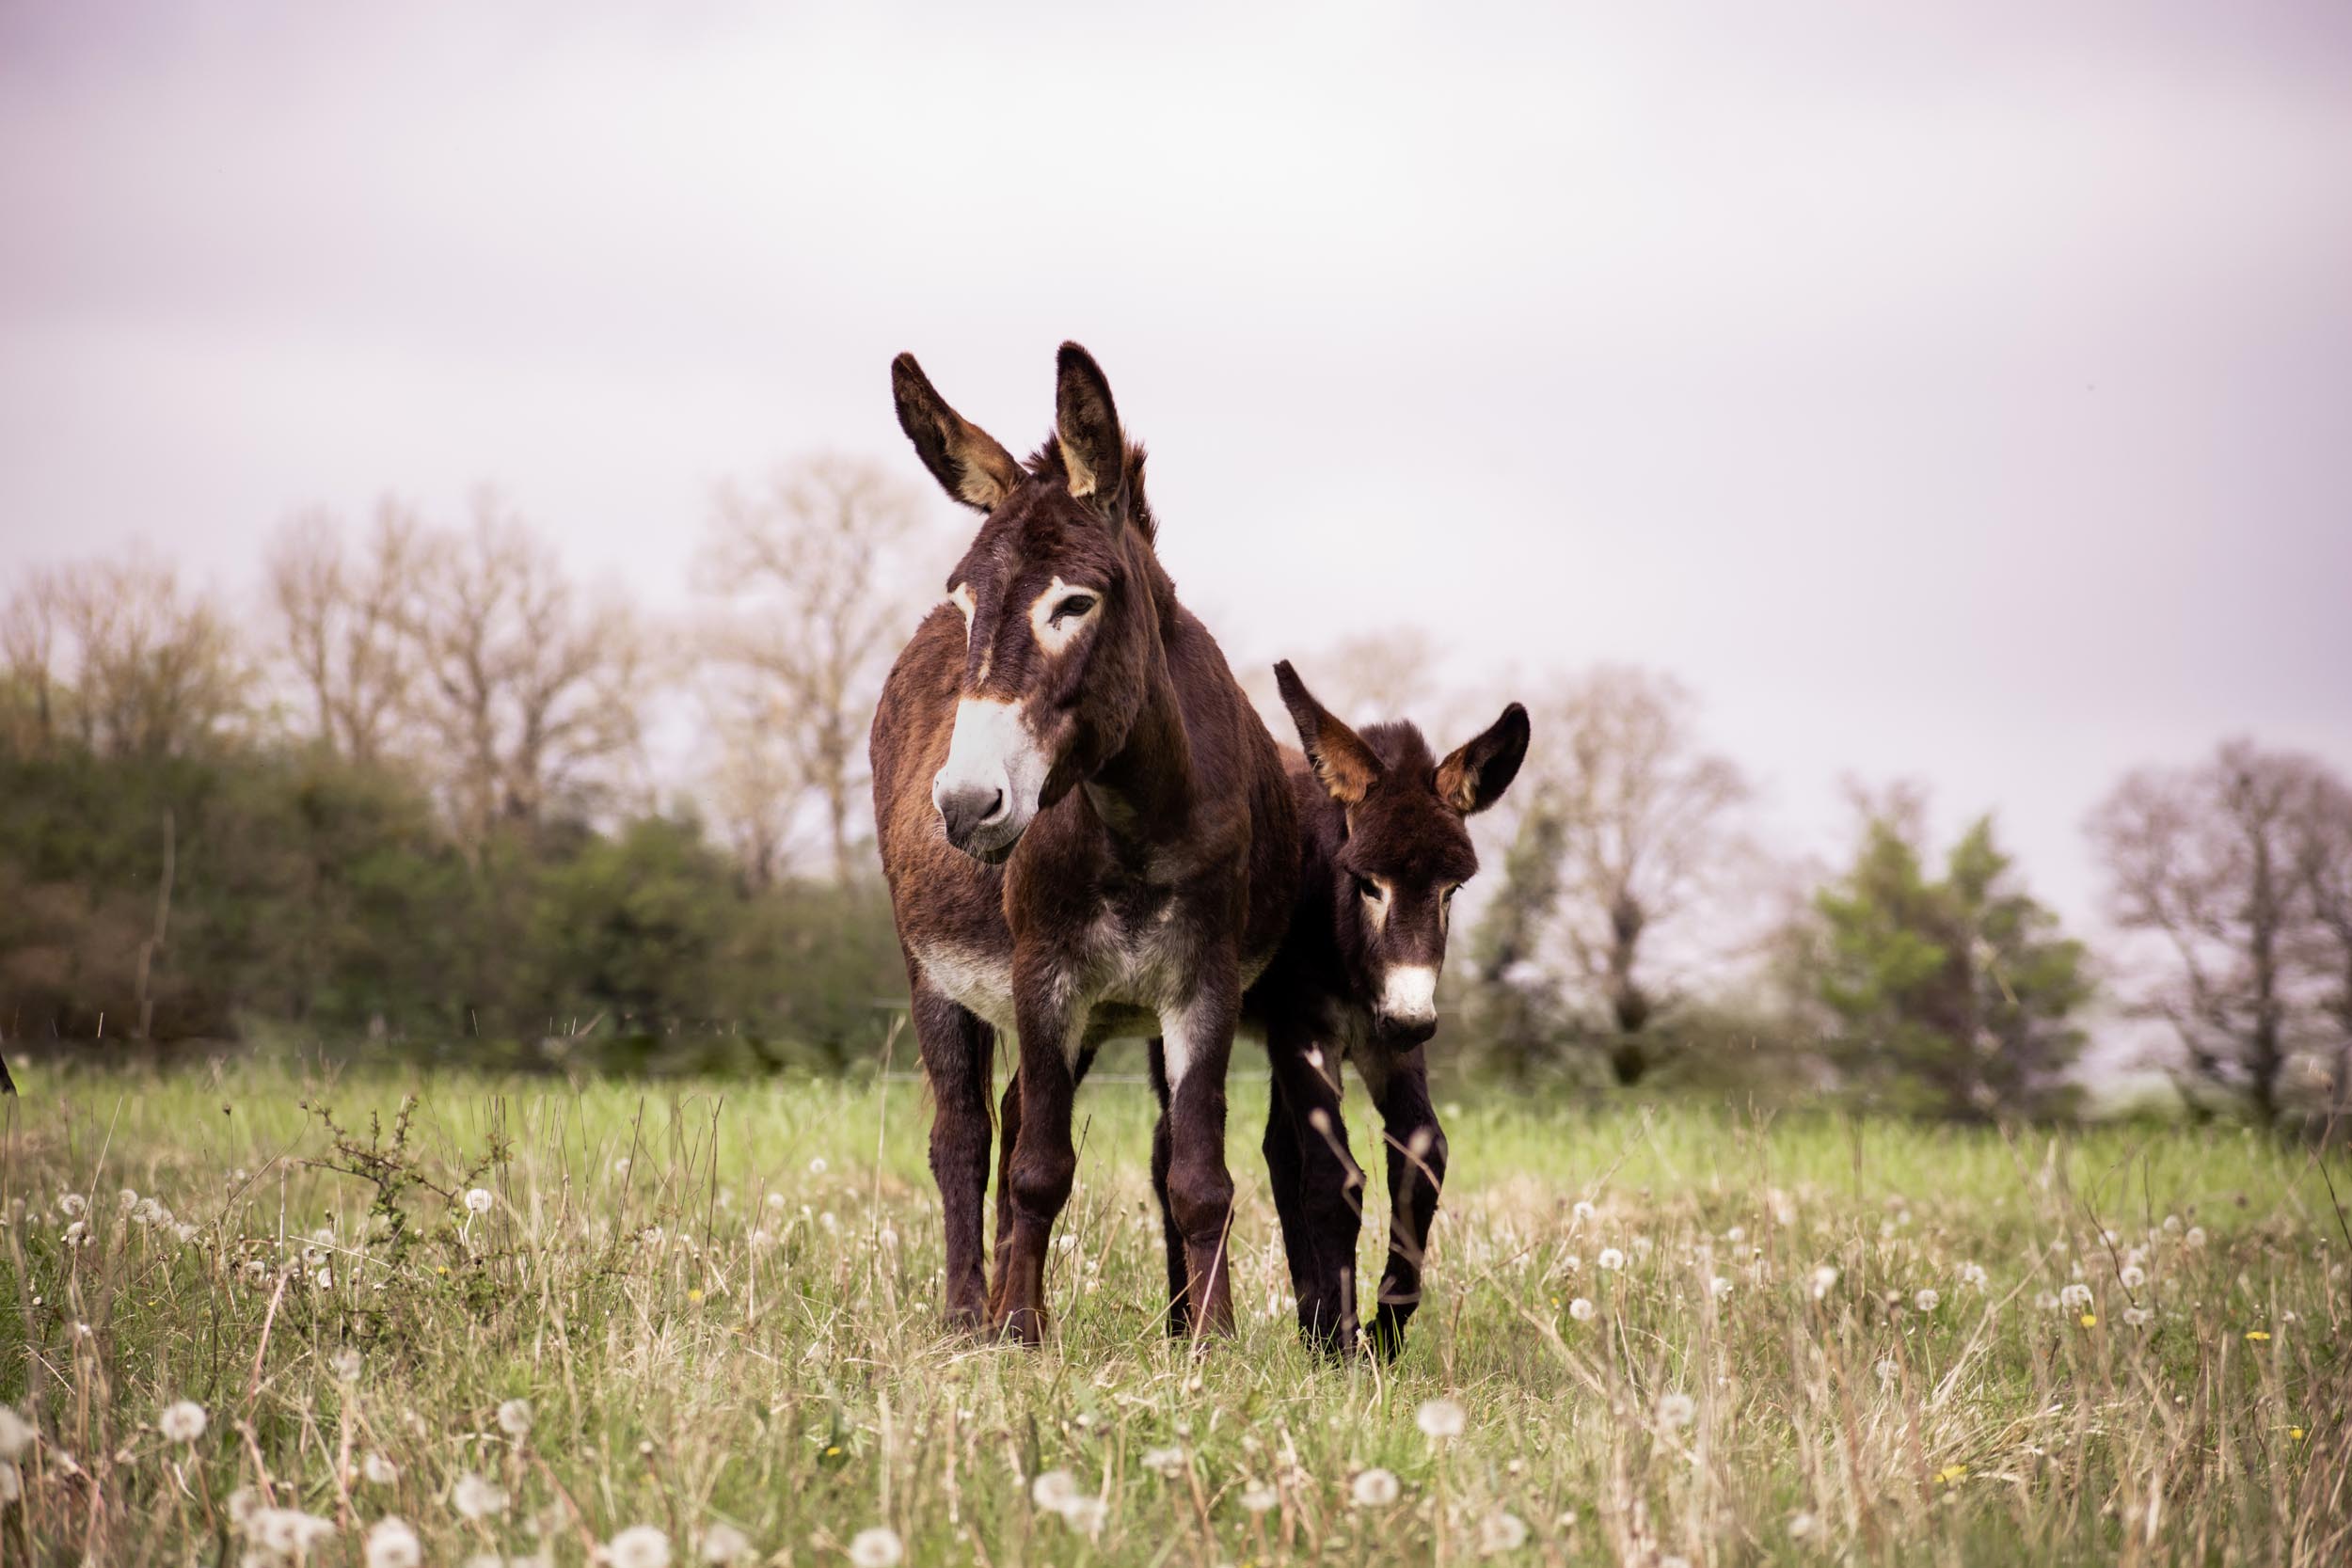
[
  {"xmin": 892, "ymin": 353, "xmax": 1025, "ymax": 512},
  {"xmin": 1435, "ymin": 703, "xmax": 1531, "ymax": 816},
  {"xmin": 1276, "ymin": 660, "xmax": 1384, "ymax": 807},
  {"xmin": 1055, "ymin": 341, "xmax": 1127, "ymax": 513}
]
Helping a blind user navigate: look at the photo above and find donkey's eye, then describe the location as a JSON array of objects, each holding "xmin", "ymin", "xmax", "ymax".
[
  {"xmin": 1354, "ymin": 875, "xmax": 1385, "ymax": 903},
  {"xmin": 1050, "ymin": 594, "xmax": 1098, "ymax": 624}
]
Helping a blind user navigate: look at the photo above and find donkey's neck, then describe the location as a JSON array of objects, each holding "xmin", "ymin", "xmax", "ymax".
[{"xmin": 1082, "ymin": 651, "xmax": 1195, "ymax": 849}]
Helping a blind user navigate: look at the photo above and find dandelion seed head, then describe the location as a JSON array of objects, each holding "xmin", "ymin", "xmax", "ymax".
[
  {"xmin": 1416, "ymin": 1398, "xmax": 1468, "ymax": 1440},
  {"xmin": 1350, "ymin": 1467, "xmax": 1401, "ymax": 1507},
  {"xmin": 1597, "ymin": 1247, "xmax": 1625, "ymax": 1271},
  {"xmin": 159, "ymin": 1400, "xmax": 208, "ymax": 1444},
  {"xmin": 1810, "ymin": 1265, "xmax": 1839, "ymax": 1299},
  {"xmin": 498, "ymin": 1398, "xmax": 533, "ymax": 1438},
  {"xmin": 1568, "ymin": 1297, "xmax": 1597, "ymax": 1323},
  {"xmin": 0, "ymin": 1407, "xmax": 33, "ymax": 1462},
  {"xmin": 453, "ymin": 1471, "xmax": 508, "ymax": 1519},
  {"xmin": 1240, "ymin": 1482, "xmax": 1279, "ymax": 1513},
  {"xmin": 607, "ymin": 1524, "xmax": 673, "ymax": 1568},
  {"xmin": 365, "ymin": 1517, "xmax": 419, "ymax": 1568},
  {"xmin": 1475, "ymin": 1510, "xmax": 1529, "ymax": 1555},
  {"xmin": 1914, "ymin": 1289, "xmax": 1940, "ymax": 1312},
  {"xmin": 845, "ymin": 1527, "xmax": 901, "ymax": 1568},
  {"xmin": 2120, "ymin": 1265, "xmax": 2147, "ymax": 1290},
  {"xmin": 1142, "ymin": 1445, "xmax": 1185, "ymax": 1476},
  {"xmin": 1656, "ymin": 1392, "xmax": 1695, "ymax": 1430},
  {"xmin": 1031, "ymin": 1470, "xmax": 1079, "ymax": 1513},
  {"xmin": 362, "ymin": 1452, "xmax": 398, "ymax": 1485},
  {"xmin": 464, "ymin": 1188, "xmax": 494, "ymax": 1215}
]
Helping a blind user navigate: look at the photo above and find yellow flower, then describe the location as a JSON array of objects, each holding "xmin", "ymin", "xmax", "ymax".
[
  {"xmin": 2288, "ymin": 1427, "xmax": 2306, "ymax": 1441},
  {"xmin": 1935, "ymin": 1465, "xmax": 1968, "ymax": 1484},
  {"xmin": 2245, "ymin": 1330, "xmax": 2271, "ymax": 1342},
  {"xmin": 2079, "ymin": 1313, "xmax": 2097, "ymax": 1328},
  {"xmin": 687, "ymin": 1289, "xmax": 704, "ymax": 1304}
]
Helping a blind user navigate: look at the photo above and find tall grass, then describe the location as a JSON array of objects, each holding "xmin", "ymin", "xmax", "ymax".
[{"xmin": 0, "ymin": 1060, "xmax": 2344, "ymax": 1565}]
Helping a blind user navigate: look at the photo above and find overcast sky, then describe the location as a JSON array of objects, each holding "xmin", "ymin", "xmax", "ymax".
[{"xmin": 4, "ymin": 0, "xmax": 2348, "ymax": 941}]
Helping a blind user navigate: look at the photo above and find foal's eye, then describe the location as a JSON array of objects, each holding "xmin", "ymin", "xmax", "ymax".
[
  {"xmin": 1051, "ymin": 593, "xmax": 1098, "ymax": 624},
  {"xmin": 1354, "ymin": 875, "xmax": 1385, "ymax": 903}
]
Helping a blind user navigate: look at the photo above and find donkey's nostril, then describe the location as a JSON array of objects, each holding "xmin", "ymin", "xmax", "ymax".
[{"xmin": 936, "ymin": 783, "xmax": 1009, "ymax": 850}]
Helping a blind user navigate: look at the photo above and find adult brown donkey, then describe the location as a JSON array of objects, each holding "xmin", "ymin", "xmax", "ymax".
[{"xmin": 869, "ymin": 342, "xmax": 1298, "ymax": 1344}]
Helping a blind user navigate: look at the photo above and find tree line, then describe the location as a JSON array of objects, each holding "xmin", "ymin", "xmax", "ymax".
[{"xmin": 3, "ymin": 463, "xmax": 2347, "ymax": 1127}]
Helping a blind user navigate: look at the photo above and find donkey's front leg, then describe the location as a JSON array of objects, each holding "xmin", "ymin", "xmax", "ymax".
[
  {"xmin": 908, "ymin": 974, "xmax": 994, "ymax": 1330},
  {"xmin": 992, "ymin": 969, "xmax": 1079, "ymax": 1346},
  {"xmin": 1161, "ymin": 966, "xmax": 1244, "ymax": 1340},
  {"xmin": 1146, "ymin": 1037, "xmax": 1191, "ymax": 1338},
  {"xmin": 1367, "ymin": 1047, "xmax": 1446, "ymax": 1361}
]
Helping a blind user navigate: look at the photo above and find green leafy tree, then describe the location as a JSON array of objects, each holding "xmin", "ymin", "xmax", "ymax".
[{"xmin": 1812, "ymin": 800, "xmax": 2089, "ymax": 1118}]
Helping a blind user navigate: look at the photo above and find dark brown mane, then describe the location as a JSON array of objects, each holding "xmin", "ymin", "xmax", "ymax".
[
  {"xmin": 1358, "ymin": 721, "xmax": 1438, "ymax": 779},
  {"xmin": 1027, "ymin": 436, "xmax": 1158, "ymax": 545}
]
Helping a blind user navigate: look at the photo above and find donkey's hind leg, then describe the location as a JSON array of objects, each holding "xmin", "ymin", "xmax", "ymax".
[
  {"xmin": 908, "ymin": 971, "xmax": 993, "ymax": 1331},
  {"xmin": 1147, "ymin": 1037, "xmax": 1191, "ymax": 1338}
]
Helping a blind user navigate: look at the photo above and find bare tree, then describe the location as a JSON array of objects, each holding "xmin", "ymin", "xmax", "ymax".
[
  {"xmin": 2288, "ymin": 771, "xmax": 2352, "ymax": 1122},
  {"xmin": 265, "ymin": 499, "xmax": 421, "ymax": 764},
  {"xmin": 1, "ymin": 554, "xmax": 247, "ymax": 758},
  {"xmin": 1485, "ymin": 666, "xmax": 1752, "ymax": 1083},
  {"xmin": 401, "ymin": 493, "xmax": 648, "ymax": 847},
  {"xmin": 695, "ymin": 455, "xmax": 931, "ymax": 885},
  {"xmin": 2089, "ymin": 739, "xmax": 2337, "ymax": 1126}
]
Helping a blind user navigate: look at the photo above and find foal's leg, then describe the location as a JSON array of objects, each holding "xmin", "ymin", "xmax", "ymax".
[
  {"xmin": 1147, "ymin": 1037, "xmax": 1191, "ymax": 1338},
  {"xmin": 907, "ymin": 973, "xmax": 993, "ymax": 1330},
  {"xmin": 1365, "ymin": 1047, "xmax": 1447, "ymax": 1361},
  {"xmin": 993, "ymin": 965, "xmax": 1079, "ymax": 1345},
  {"xmin": 1267, "ymin": 1034, "xmax": 1365, "ymax": 1355},
  {"xmin": 1160, "ymin": 963, "xmax": 1245, "ymax": 1340}
]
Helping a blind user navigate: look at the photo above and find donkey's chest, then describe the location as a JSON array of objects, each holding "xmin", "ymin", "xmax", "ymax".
[{"xmin": 912, "ymin": 895, "xmax": 1243, "ymax": 1047}]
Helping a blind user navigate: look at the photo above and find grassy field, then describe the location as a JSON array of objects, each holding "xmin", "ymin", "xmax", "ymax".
[{"xmin": 0, "ymin": 1055, "xmax": 2344, "ymax": 1567}]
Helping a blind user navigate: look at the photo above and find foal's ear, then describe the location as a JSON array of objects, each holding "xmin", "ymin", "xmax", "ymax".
[
  {"xmin": 1435, "ymin": 702, "xmax": 1531, "ymax": 816},
  {"xmin": 891, "ymin": 353, "xmax": 1025, "ymax": 512},
  {"xmin": 1275, "ymin": 660, "xmax": 1384, "ymax": 807},
  {"xmin": 1055, "ymin": 341, "xmax": 1127, "ymax": 515}
]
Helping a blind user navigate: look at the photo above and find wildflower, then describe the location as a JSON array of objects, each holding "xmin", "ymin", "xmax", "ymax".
[
  {"xmin": 1597, "ymin": 1247, "xmax": 1625, "ymax": 1271},
  {"xmin": 1142, "ymin": 1445, "xmax": 1186, "ymax": 1477},
  {"xmin": 366, "ymin": 1517, "xmax": 421, "ymax": 1568},
  {"xmin": 494, "ymin": 1397, "xmax": 533, "ymax": 1439},
  {"xmin": 1060, "ymin": 1496, "xmax": 1108, "ymax": 1536},
  {"xmin": 1571, "ymin": 1200, "xmax": 1597, "ymax": 1222},
  {"xmin": 1656, "ymin": 1392, "xmax": 1695, "ymax": 1430},
  {"xmin": 2185, "ymin": 1227, "xmax": 2206, "ymax": 1248},
  {"xmin": 2123, "ymin": 1307, "xmax": 2153, "ymax": 1326},
  {"xmin": 63, "ymin": 1221, "xmax": 87, "ymax": 1247},
  {"xmin": 159, "ymin": 1400, "xmax": 208, "ymax": 1444},
  {"xmin": 2059, "ymin": 1283, "xmax": 2092, "ymax": 1311},
  {"xmin": 1568, "ymin": 1297, "xmax": 1597, "ymax": 1323},
  {"xmin": 1416, "ymin": 1398, "xmax": 1468, "ymax": 1440},
  {"xmin": 228, "ymin": 1487, "xmax": 263, "ymax": 1528},
  {"xmin": 1936, "ymin": 1464, "xmax": 1968, "ymax": 1484},
  {"xmin": 331, "ymin": 1347, "xmax": 365, "ymax": 1382},
  {"xmin": 608, "ymin": 1525, "xmax": 673, "ymax": 1568},
  {"xmin": 1709, "ymin": 1276, "xmax": 1733, "ymax": 1299},
  {"xmin": 2289, "ymin": 1426, "xmax": 2306, "ymax": 1442},
  {"xmin": 1788, "ymin": 1511, "xmax": 1820, "ymax": 1540},
  {"xmin": 362, "ymin": 1452, "xmax": 398, "ymax": 1485},
  {"xmin": 1350, "ymin": 1467, "xmax": 1401, "ymax": 1507},
  {"xmin": 1240, "ymin": 1481, "xmax": 1279, "ymax": 1513},
  {"xmin": 1915, "ymin": 1289, "xmax": 1940, "ymax": 1312},
  {"xmin": 0, "ymin": 1407, "xmax": 33, "ymax": 1461},
  {"xmin": 1959, "ymin": 1262, "xmax": 1988, "ymax": 1290},
  {"xmin": 464, "ymin": 1188, "xmax": 495, "ymax": 1215},
  {"xmin": 1810, "ymin": 1265, "xmax": 1839, "ymax": 1300},
  {"xmin": 1031, "ymin": 1470, "xmax": 1080, "ymax": 1513},
  {"xmin": 1476, "ymin": 1510, "xmax": 1530, "ymax": 1554},
  {"xmin": 808, "ymin": 1156, "xmax": 828, "ymax": 1176},
  {"xmin": 697, "ymin": 1524, "xmax": 754, "ymax": 1564},
  {"xmin": 59, "ymin": 1193, "xmax": 87, "ymax": 1218},
  {"xmin": 844, "ymin": 1527, "xmax": 899, "ymax": 1567},
  {"xmin": 2163, "ymin": 1213, "xmax": 2183, "ymax": 1233},
  {"xmin": 2120, "ymin": 1265, "xmax": 2146, "ymax": 1290},
  {"xmin": 2245, "ymin": 1329, "xmax": 2271, "ymax": 1342},
  {"xmin": 453, "ymin": 1471, "xmax": 507, "ymax": 1519},
  {"xmin": 315, "ymin": 1267, "xmax": 334, "ymax": 1290},
  {"xmin": 2081, "ymin": 1313, "xmax": 2098, "ymax": 1328}
]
